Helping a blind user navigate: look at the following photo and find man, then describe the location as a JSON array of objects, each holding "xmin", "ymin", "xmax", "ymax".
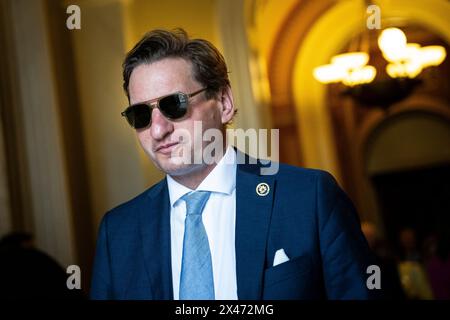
[{"xmin": 90, "ymin": 29, "xmax": 378, "ymax": 300}]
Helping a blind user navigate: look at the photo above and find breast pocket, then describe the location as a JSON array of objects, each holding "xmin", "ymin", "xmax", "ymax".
[{"xmin": 262, "ymin": 254, "xmax": 316, "ymax": 299}]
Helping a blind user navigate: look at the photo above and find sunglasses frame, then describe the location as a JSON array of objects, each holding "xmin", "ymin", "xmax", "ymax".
[{"xmin": 121, "ymin": 87, "xmax": 208, "ymax": 129}]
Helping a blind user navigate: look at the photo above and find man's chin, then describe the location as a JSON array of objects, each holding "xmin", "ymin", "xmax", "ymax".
[
  {"xmin": 164, "ymin": 165, "xmax": 204, "ymax": 177},
  {"xmin": 153, "ymin": 157, "xmax": 201, "ymax": 177}
]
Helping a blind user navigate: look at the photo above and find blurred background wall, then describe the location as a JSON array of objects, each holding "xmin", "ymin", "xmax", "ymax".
[{"xmin": 0, "ymin": 0, "xmax": 449, "ymax": 296}]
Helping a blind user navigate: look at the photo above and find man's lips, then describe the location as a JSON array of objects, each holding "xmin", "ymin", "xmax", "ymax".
[{"xmin": 155, "ymin": 142, "xmax": 179, "ymax": 155}]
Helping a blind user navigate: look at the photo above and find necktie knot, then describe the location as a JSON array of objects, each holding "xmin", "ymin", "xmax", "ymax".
[{"xmin": 181, "ymin": 191, "xmax": 211, "ymax": 216}]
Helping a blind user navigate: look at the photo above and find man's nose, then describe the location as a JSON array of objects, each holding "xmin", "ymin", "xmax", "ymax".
[{"xmin": 150, "ymin": 108, "xmax": 174, "ymax": 140}]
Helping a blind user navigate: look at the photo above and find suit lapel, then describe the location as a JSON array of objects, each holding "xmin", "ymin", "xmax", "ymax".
[
  {"xmin": 139, "ymin": 179, "xmax": 173, "ymax": 299},
  {"xmin": 235, "ymin": 158, "xmax": 276, "ymax": 299}
]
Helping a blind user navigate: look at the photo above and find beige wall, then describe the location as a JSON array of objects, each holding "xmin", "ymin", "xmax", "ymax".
[
  {"xmin": 69, "ymin": 0, "xmax": 155, "ymax": 230},
  {"xmin": 4, "ymin": 0, "xmax": 76, "ymax": 266},
  {"xmin": 124, "ymin": 0, "xmax": 220, "ymax": 50}
]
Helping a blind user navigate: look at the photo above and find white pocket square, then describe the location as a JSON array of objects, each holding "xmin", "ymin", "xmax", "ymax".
[{"xmin": 273, "ymin": 248, "xmax": 290, "ymax": 267}]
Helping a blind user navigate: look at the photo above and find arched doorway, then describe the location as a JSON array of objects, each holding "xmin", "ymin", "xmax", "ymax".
[{"xmin": 365, "ymin": 110, "xmax": 450, "ymax": 253}]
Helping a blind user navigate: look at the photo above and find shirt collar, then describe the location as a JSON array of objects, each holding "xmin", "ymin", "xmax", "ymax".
[{"xmin": 166, "ymin": 146, "xmax": 237, "ymax": 208}]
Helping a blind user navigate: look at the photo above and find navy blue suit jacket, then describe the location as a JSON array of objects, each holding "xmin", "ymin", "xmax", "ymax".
[{"xmin": 90, "ymin": 158, "xmax": 378, "ymax": 299}]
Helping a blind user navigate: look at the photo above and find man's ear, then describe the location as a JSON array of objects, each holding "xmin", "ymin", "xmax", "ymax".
[{"xmin": 219, "ymin": 85, "xmax": 235, "ymax": 124}]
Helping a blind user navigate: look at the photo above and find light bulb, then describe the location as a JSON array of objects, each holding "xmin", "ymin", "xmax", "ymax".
[
  {"xmin": 331, "ymin": 52, "xmax": 369, "ymax": 69},
  {"xmin": 343, "ymin": 65, "xmax": 376, "ymax": 86},
  {"xmin": 420, "ymin": 45, "xmax": 446, "ymax": 67},
  {"xmin": 313, "ymin": 64, "xmax": 347, "ymax": 84},
  {"xmin": 378, "ymin": 28, "xmax": 407, "ymax": 57}
]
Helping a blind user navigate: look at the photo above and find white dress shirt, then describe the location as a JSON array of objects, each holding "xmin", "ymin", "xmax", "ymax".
[{"xmin": 167, "ymin": 146, "xmax": 238, "ymax": 300}]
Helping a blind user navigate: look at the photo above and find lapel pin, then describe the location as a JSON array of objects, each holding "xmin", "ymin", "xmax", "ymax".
[{"xmin": 256, "ymin": 182, "xmax": 270, "ymax": 196}]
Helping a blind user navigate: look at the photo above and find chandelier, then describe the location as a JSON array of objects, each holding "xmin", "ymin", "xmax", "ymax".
[{"xmin": 313, "ymin": 27, "xmax": 446, "ymax": 92}]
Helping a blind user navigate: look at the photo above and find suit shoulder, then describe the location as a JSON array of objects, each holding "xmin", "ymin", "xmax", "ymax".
[
  {"xmin": 100, "ymin": 178, "xmax": 166, "ymax": 224},
  {"xmin": 277, "ymin": 164, "xmax": 344, "ymax": 206},
  {"xmin": 275, "ymin": 163, "xmax": 337, "ymax": 185}
]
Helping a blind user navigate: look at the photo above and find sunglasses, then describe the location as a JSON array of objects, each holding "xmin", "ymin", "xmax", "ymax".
[{"xmin": 121, "ymin": 87, "xmax": 208, "ymax": 129}]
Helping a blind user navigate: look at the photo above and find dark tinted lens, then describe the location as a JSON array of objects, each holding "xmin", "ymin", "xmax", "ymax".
[
  {"xmin": 125, "ymin": 104, "xmax": 151, "ymax": 129},
  {"xmin": 159, "ymin": 93, "xmax": 188, "ymax": 119}
]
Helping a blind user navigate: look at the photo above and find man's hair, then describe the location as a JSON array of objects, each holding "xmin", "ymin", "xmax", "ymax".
[{"xmin": 122, "ymin": 28, "xmax": 230, "ymax": 101}]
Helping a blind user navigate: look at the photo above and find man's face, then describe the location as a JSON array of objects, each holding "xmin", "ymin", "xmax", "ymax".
[{"xmin": 128, "ymin": 58, "xmax": 224, "ymax": 176}]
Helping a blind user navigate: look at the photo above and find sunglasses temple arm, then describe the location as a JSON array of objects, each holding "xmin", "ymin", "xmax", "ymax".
[{"xmin": 188, "ymin": 87, "xmax": 208, "ymax": 98}]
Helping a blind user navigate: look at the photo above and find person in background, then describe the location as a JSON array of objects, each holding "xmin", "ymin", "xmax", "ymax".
[
  {"xmin": 397, "ymin": 227, "xmax": 433, "ymax": 299},
  {"xmin": 0, "ymin": 232, "xmax": 85, "ymax": 299},
  {"xmin": 424, "ymin": 232, "xmax": 450, "ymax": 299},
  {"xmin": 361, "ymin": 222, "xmax": 405, "ymax": 299}
]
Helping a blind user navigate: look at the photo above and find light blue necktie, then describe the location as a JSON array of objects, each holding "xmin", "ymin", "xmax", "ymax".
[{"xmin": 179, "ymin": 191, "xmax": 215, "ymax": 300}]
